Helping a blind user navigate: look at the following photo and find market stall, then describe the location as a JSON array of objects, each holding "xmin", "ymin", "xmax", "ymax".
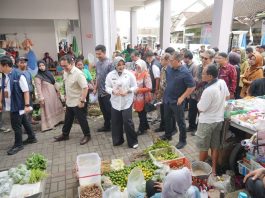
[
  {"xmin": 224, "ymin": 96, "xmax": 265, "ymax": 175},
  {"xmin": 74, "ymin": 139, "xmax": 230, "ymax": 198},
  {"xmin": 0, "ymin": 153, "xmax": 48, "ymax": 198}
]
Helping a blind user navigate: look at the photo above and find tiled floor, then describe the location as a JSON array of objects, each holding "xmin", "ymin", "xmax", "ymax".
[{"xmin": 0, "ymin": 113, "xmax": 199, "ymax": 198}]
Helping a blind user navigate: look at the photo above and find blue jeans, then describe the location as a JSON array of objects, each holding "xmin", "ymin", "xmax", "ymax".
[{"xmin": 164, "ymin": 102, "xmax": 186, "ymax": 142}]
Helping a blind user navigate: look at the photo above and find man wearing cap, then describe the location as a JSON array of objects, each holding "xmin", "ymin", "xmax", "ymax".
[
  {"xmin": 0, "ymin": 56, "xmax": 37, "ymax": 155},
  {"xmin": 105, "ymin": 56, "xmax": 138, "ymax": 148},
  {"xmin": 16, "ymin": 56, "xmax": 36, "ymax": 124}
]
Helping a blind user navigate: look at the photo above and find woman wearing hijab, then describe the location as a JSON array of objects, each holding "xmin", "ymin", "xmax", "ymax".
[
  {"xmin": 146, "ymin": 167, "xmax": 200, "ymax": 198},
  {"xmin": 240, "ymin": 52, "xmax": 264, "ymax": 98},
  {"xmin": 133, "ymin": 59, "xmax": 152, "ymax": 135},
  {"xmin": 105, "ymin": 56, "xmax": 138, "ymax": 148},
  {"xmin": 34, "ymin": 60, "xmax": 65, "ymax": 132}
]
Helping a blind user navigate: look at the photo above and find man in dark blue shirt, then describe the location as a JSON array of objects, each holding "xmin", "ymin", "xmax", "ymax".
[{"xmin": 162, "ymin": 52, "xmax": 195, "ymax": 149}]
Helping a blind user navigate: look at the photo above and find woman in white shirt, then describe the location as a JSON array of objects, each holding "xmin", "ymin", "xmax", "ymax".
[{"xmin": 105, "ymin": 57, "xmax": 138, "ymax": 149}]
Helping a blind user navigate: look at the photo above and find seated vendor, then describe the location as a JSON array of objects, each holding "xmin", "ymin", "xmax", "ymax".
[
  {"xmin": 248, "ymin": 77, "xmax": 265, "ymax": 97},
  {"xmin": 146, "ymin": 167, "xmax": 200, "ymax": 198},
  {"xmin": 244, "ymin": 168, "xmax": 265, "ymax": 198}
]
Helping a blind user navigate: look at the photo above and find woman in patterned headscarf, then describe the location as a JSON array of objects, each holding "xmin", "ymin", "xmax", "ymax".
[
  {"xmin": 133, "ymin": 59, "xmax": 152, "ymax": 135},
  {"xmin": 240, "ymin": 52, "xmax": 264, "ymax": 98}
]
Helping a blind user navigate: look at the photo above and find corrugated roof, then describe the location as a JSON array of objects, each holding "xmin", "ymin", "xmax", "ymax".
[{"xmin": 185, "ymin": 0, "xmax": 265, "ymax": 26}]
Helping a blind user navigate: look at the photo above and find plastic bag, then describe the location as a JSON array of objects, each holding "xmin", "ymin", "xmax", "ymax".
[
  {"xmin": 208, "ymin": 174, "xmax": 233, "ymax": 192},
  {"xmin": 89, "ymin": 93, "xmax": 98, "ymax": 103},
  {"xmin": 103, "ymin": 186, "xmax": 128, "ymax": 198},
  {"xmin": 127, "ymin": 168, "xmax": 146, "ymax": 198}
]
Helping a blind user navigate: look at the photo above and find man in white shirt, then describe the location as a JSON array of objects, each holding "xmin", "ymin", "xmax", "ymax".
[
  {"xmin": 105, "ymin": 56, "xmax": 138, "ymax": 149},
  {"xmin": 0, "ymin": 56, "xmax": 37, "ymax": 155},
  {"xmin": 196, "ymin": 64, "xmax": 230, "ymax": 175}
]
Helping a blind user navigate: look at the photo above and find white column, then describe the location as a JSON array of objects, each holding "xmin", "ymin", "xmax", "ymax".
[
  {"xmin": 130, "ymin": 8, "xmax": 137, "ymax": 46},
  {"xmin": 211, "ymin": 0, "xmax": 235, "ymax": 52},
  {"xmin": 78, "ymin": 0, "xmax": 115, "ymax": 59},
  {"xmin": 93, "ymin": 0, "xmax": 115, "ymax": 57},
  {"xmin": 78, "ymin": 0, "xmax": 96, "ymax": 60},
  {"xmin": 160, "ymin": 0, "xmax": 171, "ymax": 49}
]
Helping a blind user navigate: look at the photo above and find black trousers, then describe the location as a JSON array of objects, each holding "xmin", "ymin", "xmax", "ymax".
[
  {"xmin": 10, "ymin": 112, "xmax": 35, "ymax": 147},
  {"xmin": 245, "ymin": 177, "xmax": 265, "ymax": 198},
  {"xmin": 159, "ymin": 103, "xmax": 176, "ymax": 131},
  {"xmin": 62, "ymin": 106, "xmax": 90, "ymax": 136},
  {"xmin": 164, "ymin": 103, "xmax": 186, "ymax": 142},
  {"xmin": 137, "ymin": 110, "xmax": 150, "ymax": 132},
  {"xmin": 188, "ymin": 98, "xmax": 198, "ymax": 129},
  {"xmin": 98, "ymin": 95, "xmax": 111, "ymax": 129},
  {"xmin": 111, "ymin": 106, "xmax": 137, "ymax": 147}
]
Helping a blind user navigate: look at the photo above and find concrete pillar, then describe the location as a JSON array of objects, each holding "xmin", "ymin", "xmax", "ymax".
[
  {"xmin": 211, "ymin": 0, "xmax": 235, "ymax": 52},
  {"xmin": 130, "ymin": 8, "xmax": 137, "ymax": 46},
  {"xmin": 159, "ymin": 0, "xmax": 171, "ymax": 49},
  {"xmin": 78, "ymin": 0, "xmax": 116, "ymax": 60},
  {"xmin": 78, "ymin": 0, "xmax": 96, "ymax": 60}
]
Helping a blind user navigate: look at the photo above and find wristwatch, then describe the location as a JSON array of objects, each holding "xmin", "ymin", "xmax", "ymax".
[{"xmin": 25, "ymin": 104, "xmax": 30, "ymax": 107}]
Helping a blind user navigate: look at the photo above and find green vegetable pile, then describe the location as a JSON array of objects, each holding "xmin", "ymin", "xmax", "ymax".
[
  {"xmin": 29, "ymin": 169, "xmax": 48, "ymax": 184},
  {"xmin": 144, "ymin": 139, "xmax": 171, "ymax": 154},
  {"xmin": 154, "ymin": 151, "xmax": 178, "ymax": 161},
  {"xmin": 8, "ymin": 164, "xmax": 30, "ymax": 184},
  {"xmin": 151, "ymin": 147, "xmax": 179, "ymax": 161},
  {"xmin": 26, "ymin": 153, "xmax": 48, "ymax": 170},
  {"xmin": 104, "ymin": 160, "xmax": 158, "ymax": 191}
]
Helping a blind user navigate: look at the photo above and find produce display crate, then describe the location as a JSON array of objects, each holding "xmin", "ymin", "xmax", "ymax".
[
  {"xmin": 250, "ymin": 159, "xmax": 263, "ymax": 171},
  {"xmin": 149, "ymin": 146, "xmax": 184, "ymax": 164},
  {"xmin": 163, "ymin": 157, "xmax": 191, "ymax": 170},
  {"xmin": 238, "ymin": 160, "xmax": 251, "ymax": 176},
  {"xmin": 0, "ymin": 170, "xmax": 46, "ymax": 198}
]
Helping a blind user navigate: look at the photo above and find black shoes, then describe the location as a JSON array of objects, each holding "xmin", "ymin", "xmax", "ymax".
[
  {"xmin": 176, "ymin": 141, "xmax": 187, "ymax": 149},
  {"xmin": 97, "ymin": 127, "xmax": 111, "ymax": 132},
  {"xmin": 159, "ymin": 135, "xmax": 172, "ymax": 141},
  {"xmin": 7, "ymin": 145, "xmax": 24, "ymax": 155},
  {"xmin": 54, "ymin": 134, "xmax": 69, "ymax": 142},
  {"xmin": 113, "ymin": 140, "xmax": 125, "ymax": 146},
  {"xmin": 23, "ymin": 138, "xmax": 38, "ymax": 145}
]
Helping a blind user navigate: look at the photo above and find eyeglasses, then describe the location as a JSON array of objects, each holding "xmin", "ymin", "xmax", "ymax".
[{"xmin": 200, "ymin": 56, "xmax": 209, "ymax": 60}]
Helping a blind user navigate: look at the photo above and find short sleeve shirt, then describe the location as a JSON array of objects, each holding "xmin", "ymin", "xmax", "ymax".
[
  {"xmin": 95, "ymin": 58, "xmax": 114, "ymax": 97},
  {"xmin": 63, "ymin": 66, "xmax": 87, "ymax": 107},
  {"xmin": 163, "ymin": 66, "xmax": 195, "ymax": 103}
]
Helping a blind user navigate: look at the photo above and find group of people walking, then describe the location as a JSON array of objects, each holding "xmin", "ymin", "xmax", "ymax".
[{"xmin": 1, "ymin": 43, "xmax": 265, "ymax": 159}]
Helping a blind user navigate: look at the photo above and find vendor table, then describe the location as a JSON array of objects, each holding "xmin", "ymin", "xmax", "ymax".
[{"xmin": 230, "ymin": 121, "xmax": 256, "ymax": 135}]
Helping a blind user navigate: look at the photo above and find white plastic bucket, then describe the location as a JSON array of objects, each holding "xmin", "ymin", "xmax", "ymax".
[{"xmin": 76, "ymin": 153, "xmax": 101, "ymax": 186}]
